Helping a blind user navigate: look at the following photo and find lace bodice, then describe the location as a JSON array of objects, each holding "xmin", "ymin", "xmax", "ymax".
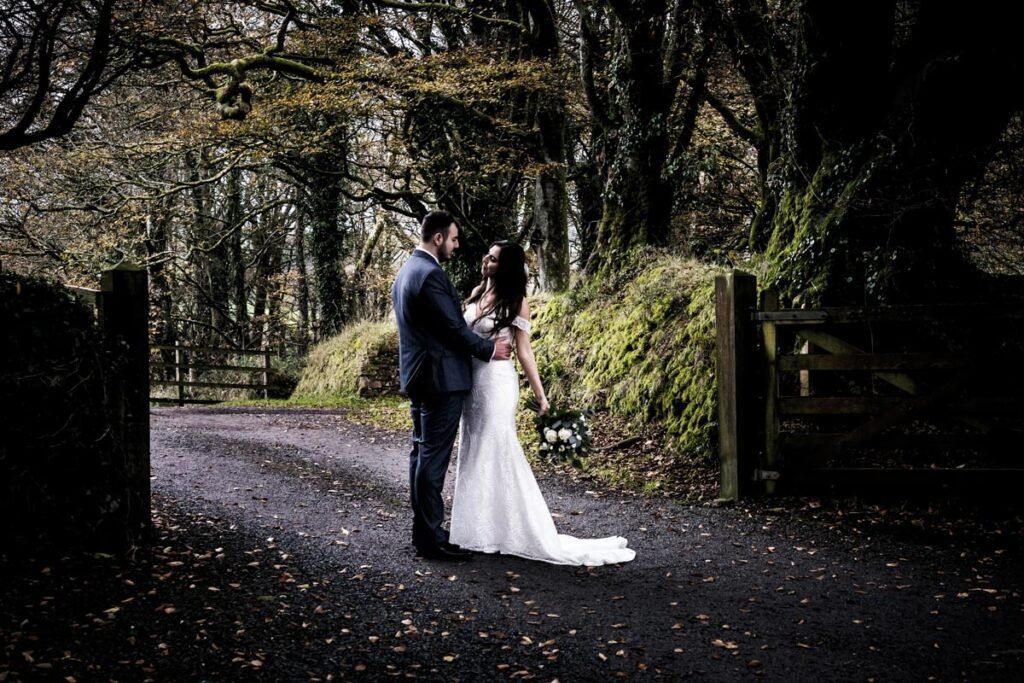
[{"xmin": 464, "ymin": 302, "xmax": 531, "ymax": 341}]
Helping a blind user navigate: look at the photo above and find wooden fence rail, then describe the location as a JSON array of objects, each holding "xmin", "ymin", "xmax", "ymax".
[
  {"xmin": 149, "ymin": 343, "xmax": 271, "ymax": 406},
  {"xmin": 715, "ymin": 270, "xmax": 1024, "ymax": 500}
]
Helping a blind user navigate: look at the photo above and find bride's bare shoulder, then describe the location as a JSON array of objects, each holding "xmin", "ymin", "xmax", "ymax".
[{"xmin": 518, "ymin": 298, "xmax": 531, "ymax": 319}]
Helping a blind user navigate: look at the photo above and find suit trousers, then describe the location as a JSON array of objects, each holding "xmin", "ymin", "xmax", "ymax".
[{"xmin": 408, "ymin": 391, "xmax": 467, "ymax": 550}]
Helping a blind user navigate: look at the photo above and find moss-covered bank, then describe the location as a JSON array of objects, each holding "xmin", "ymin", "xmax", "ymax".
[
  {"xmin": 531, "ymin": 251, "xmax": 722, "ymax": 465},
  {"xmin": 292, "ymin": 321, "xmax": 399, "ymax": 402}
]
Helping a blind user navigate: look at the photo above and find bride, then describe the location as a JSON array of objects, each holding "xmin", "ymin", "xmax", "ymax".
[{"xmin": 449, "ymin": 240, "xmax": 636, "ymax": 566}]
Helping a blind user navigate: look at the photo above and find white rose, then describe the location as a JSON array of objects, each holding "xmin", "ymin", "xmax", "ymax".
[
  {"xmin": 539, "ymin": 442, "xmax": 549, "ymax": 450},
  {"xmin": 558, "ymin": 428, "xmax": 573, "ymax": 442},
  {"xmin": 545, "ymin": 428, "xmax": 559, "ymax": 444}
]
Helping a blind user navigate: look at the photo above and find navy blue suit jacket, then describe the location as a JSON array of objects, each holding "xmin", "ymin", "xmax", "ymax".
[{"xmin": 392, "ymin": 250, "xmax": 494, "ymax": 398}]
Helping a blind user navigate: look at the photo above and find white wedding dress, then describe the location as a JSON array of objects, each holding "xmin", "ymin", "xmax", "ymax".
[{"xmin": 449, "ymin": 303, "xmax": 636, "ymax": 566}]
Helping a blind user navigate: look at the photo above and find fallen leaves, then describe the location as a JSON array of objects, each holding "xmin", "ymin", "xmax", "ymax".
[
  {"xmin": 1, "ymin": 502, "xmax": 365, "ymax": 681},
  {"xmin": 5, "ymin": 418, "xmax": 1024, "ymax": 683}
]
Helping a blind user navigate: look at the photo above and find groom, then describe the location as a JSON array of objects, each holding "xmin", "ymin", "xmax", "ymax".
[{"xmin": 392, "ymin": 210, "xmax": 511, "ymax": 561}]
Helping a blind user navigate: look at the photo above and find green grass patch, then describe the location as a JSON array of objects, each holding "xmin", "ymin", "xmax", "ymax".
[{"xmin": 221, "ymin": 394, "xmax": 411, "ymax": 430}]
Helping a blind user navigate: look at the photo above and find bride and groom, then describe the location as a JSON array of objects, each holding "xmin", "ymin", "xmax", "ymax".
[{"xmin": 391, "ymin": 210, "xmax": 635, "ymax": 566}]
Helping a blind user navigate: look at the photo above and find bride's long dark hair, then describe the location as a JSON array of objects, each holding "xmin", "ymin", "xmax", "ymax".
[{"xmin": 467, "ymin": 240, "xmax": 527, "ymax": 336}]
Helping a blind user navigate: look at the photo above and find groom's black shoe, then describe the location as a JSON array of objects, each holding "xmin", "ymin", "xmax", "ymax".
[
  {"xmin": 416, "ymin": 543, "xmax": 473, "ymax": 561},
  {"xmin": 440, "ymin": 541, "xmax": 473, "ymax": 556}
]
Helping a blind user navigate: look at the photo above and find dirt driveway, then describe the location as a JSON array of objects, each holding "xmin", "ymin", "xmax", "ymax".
[{"xmin": 136, "ymin": 405, "xmax": 1024, "ymax": 681}]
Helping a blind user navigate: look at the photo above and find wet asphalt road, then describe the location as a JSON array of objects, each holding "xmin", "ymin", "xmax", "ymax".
[{"xmin": 150, "ymin": 406, "xmax": 1024, "ymax": 681}]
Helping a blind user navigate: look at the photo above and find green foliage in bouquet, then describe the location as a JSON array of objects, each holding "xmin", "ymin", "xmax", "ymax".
[{"xmin": 525, "ymin": 396, "xmax": 590, "ymax": 466}]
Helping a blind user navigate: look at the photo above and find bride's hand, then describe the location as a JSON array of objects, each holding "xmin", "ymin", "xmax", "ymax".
[{"xmin": 537, "ymin": 398, "xmax": 550, "ymax": 416}]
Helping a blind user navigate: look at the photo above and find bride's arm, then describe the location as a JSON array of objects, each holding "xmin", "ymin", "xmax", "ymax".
[{"xmin": 514, "ymin": 300, "xmax": 550, "ymax": 416}]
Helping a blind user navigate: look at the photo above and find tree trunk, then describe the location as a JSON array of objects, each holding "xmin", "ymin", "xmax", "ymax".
[
  {"xmin": 532, "ymin": 163, "xmax": 570, "ymax": 290},
  {"xmin": 712, "ymin": 0, "xmax": 1024, "ymax": 304},
  {"xmin": 521, "ymin": 0, "xmax": 570, "ymax": 291},
  {"xmin": 226, "ymin": 167, "xmax": 248, "ymax": 347},
  {"xmin": 349, "ymin": 213, "xmax": 388, "ymax": 319},
  {"xmin": 569, "ymin": 124, "xmax": 607, "ymax": 271},
  {"xmin": 305, "ymin": 178, "xmax": 348, "ymax": 337},
  {"xmin": 250, "ymin": 207, "xmax": 269, "ymax": 351},
  {"xmin": 595, "ymin": 130, "xmax": 674, "ymax": 258},
  {"xmin": 185, "ymin": 150, "xmax": 215, "ymax": 347},
  {"xmin": 145, "ymin": 184, "xmax": 176, "ymax": 379},
  {"xmin": 293, "ymin": 205, "xmax": 310, "ymax": 354},
  {"xmin": 577, "ymin": 0, "xmax": 707, "ymax": 273},
  {"xmin": 265, "ymin": 227, "xmax": 285, "ymax": 354},
  {"xmin": 205, "ymin": 161, "xmax": 231, "ymax": 341}
]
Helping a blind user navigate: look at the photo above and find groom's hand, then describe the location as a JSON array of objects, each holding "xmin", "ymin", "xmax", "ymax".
[{"xmin": 492, "ymin": 337, "xmax": 511, "ymax": 361}]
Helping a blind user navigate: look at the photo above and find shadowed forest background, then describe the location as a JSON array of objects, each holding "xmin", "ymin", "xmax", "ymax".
[{"xmin": 4, "ymin": 1, "xmax": 1024, "ymax": 543}]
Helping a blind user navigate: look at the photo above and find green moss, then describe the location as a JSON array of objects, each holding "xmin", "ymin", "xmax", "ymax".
[
  {"xmin": 532, "ymin": 249, "xmax": 723, "ymax": 461},
  {"xmin": 763, "ymin": 152, "xmax": 872, "ymax": 302},
  {"xmin": 291, "ymin": 321, "xmax": 398, "ymax": 401}
]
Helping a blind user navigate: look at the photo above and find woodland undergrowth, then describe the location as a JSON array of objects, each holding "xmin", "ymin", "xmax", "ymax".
[{"xmin": 291, "ymin": 250, "xmax": 724, "ymax": 500}]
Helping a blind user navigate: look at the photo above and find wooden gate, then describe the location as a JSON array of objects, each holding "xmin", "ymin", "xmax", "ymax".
[
  {"xmin": 72, "ymin": 281, "xmax": 272, "ymax": 407},
  {"xmin": 149, "ymin": 343, "xmax": 272, "ymax": 406},
  {"xmin": 716, "ymin": 271, "xmax": 1024, "ymax": 499}
]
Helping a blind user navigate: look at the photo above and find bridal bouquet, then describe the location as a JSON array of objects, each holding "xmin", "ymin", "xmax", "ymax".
[{"xmin": 528, "ymin": 399, "xmax": 591, "ymax": 465}]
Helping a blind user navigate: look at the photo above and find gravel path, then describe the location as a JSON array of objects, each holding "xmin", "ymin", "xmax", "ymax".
[
  {"xmin": 143, "ymin": 406, "xmax": 1024, "ymax": 681},
  {"xmin": 4, "ymin": 405, "xmax": 1022, "ymax": 681}
]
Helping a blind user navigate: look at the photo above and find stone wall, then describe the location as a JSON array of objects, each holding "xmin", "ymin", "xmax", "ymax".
[{"xmin": 356, "ymin": 333, "xmax": 400, "ymax": 397}]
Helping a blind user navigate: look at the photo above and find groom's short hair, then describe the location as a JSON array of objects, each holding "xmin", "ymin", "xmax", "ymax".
[{"xmin": 421, "ymin": 210, "xmax": 458, "ymax": 242}]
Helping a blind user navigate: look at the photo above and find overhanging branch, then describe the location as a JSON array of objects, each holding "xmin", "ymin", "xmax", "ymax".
[
  {"xmin": 150, "ymin": 10, "xmax": 327, "ymax": 121},
  {"xmin": 372, "ymin": 0, "xmax": 527, "ymax": 34}
]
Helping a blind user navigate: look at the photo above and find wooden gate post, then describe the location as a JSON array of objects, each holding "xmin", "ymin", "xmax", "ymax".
[
  {"xmin": 716, "ymin": 270, "xmax": 758, "ymax": 501},
  {"xmin": 175, "ymin": 340, "xmax": 185, "ymax": 406},
  {"xmin": 263, "ymin": 347, "xmax": 271, "ymax": 401},
  {"xmin": 99, "ymin": 266, "xmax": 151, "ymax": 542},
  {"xmin": 760, "ymin": 290, "xmax": 780, "ymax": 494}
]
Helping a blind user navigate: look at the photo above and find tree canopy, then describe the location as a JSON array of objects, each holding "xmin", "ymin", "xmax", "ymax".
[{"xmin": 3, "ymin": 0, "xmax": 1024, "ymax": 354}]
